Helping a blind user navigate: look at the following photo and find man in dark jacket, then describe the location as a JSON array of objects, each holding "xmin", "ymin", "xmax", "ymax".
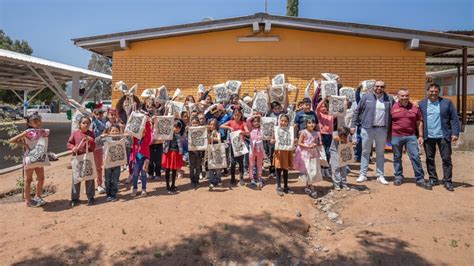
[
  {"xmin": 418, "ymin": 83, "xmax": 460, "ymax": 191},
  {"xmin": 351, "ymin": 80, "xmax": 393, "ymax": 185}
]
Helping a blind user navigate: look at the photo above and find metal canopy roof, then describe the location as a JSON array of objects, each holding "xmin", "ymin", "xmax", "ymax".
[
  {"xmin": 0, "ymin": 48, "xmax": 111, "ymax": 91},
  {"xmin": 72, "ymin": 13, "xmax": 474, "ymax": 58},
  {"xmin": 426, "ymin": 47, "xmax": 474, "ymax": 66}
]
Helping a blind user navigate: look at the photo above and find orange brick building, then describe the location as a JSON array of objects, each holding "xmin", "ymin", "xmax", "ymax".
[{"xmin": 73, "ymin": 13, "xmax": 474, "ymax": 104}]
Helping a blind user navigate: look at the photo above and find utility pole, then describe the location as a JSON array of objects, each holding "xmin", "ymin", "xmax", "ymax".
[{"xmin": 265, "ymin": 0, "xmax": 268, "ymax": 13}]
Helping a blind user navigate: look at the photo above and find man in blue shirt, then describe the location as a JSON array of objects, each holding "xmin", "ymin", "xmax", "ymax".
[{"xmin": 419, "ymin": 83, "xmax": 460, "ymax": 191}]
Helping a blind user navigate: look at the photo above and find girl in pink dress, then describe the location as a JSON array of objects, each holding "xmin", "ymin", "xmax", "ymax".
[
  {"xmin": 10, "ymin": 114, "xmax": 50, "ymax": 207},
  {"xmin": 294, "ymin": 118, "xmax": 321, "ymax": 198}
]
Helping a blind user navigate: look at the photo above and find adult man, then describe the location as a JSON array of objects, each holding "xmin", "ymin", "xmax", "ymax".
[
  {"xmin": 419, "ymin": 83, "xmax": 460, "ymax": 191},
  {"xmin": 351, "ymin": 80, "xmax": 393, "ymax": 185},
  {"xmin": 390, "ymin": 89, "xmax": 430, "ymax": 189}
]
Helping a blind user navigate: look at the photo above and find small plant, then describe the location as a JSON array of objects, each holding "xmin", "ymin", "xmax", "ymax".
[
  {"xmin": 153, "ymin": 251, "xmax": 162, "ymax": 258},
  {"xmin": 450, "ymin": 240, "xmax": 458, "ymax": 248},
  {"xmin": 16, "ymin": 176, "xmax": 36, "ymax": 196}
]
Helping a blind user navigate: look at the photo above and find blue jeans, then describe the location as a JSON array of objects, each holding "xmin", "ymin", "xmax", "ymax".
[
  {"xmin": 391, "ymin": 135, "xmax": 424, "ymax": 182},
  {"xmin": 355, "ymin": 126, "xmax": 362, "ymax": 161},
  {"xmin": 208, "ymin": 170, "xmax": 221, "ymax": 186},
  {"xmin": 105, "ymin": 166, "xmax": 120, "ymax": 198},
  {"xmin": 133, "ymin": 156, "xmax": 147, "ymax": 190},
  {"xmin": 360, "ymin": 127, "xmax": 387, "ymax": 177}
]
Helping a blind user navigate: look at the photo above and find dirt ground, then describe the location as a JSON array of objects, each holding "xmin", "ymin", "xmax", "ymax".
[{"xmin": 0, "ymin": 151, "xmax": 473, "ymax": 265}]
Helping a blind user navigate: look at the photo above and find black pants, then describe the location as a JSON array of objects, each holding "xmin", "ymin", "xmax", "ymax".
[
  {"xmin": 165, "ymin": 168, "xmax": 177, "ymax": 190},
  {"xmin": 189, "ymin": 151, "xmax": 203, "ymax": 185},
  {"xmin": 148, "ymin": 144, "xmax": 163, "ymax": 177},
  {"xmin": 276, "ymin": 168, "xmax": 289, "ymax": 189},
  {"xmin": 230, "ymin": 154, "xmax": 245, "ymax": 183},
  {"xmin": 423, "ymin": 138, "xmax": 453, "ymax": 183},
  {"xmin": 264, "ymin": 140, "xmax": 275, "ymax": 174}
]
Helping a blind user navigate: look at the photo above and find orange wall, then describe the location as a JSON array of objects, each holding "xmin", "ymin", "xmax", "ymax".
[{"xmin": 112, "ymin": 27, "xmax": 426, "ymax": 103}]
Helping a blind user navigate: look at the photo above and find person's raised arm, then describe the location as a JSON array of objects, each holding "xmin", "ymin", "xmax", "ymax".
[{"xmin": 9, "ymin": 131, "xmax": 27, "ymax": 145}]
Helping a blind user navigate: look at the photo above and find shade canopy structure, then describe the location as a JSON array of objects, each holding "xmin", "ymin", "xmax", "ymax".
[{"xmin": 0, "ymin": 48, "xmax": 112, "ymax": 115}]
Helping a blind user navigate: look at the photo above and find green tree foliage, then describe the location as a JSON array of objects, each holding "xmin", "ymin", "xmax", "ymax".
[
  {"xmin": 0, "ymin": 30, "xmax": 33, "ymax": 55},
  {"xmin": 86, "ymin": 53, "xmax": 112, "ymax": 101},
  {"xmin": 0, "ymin": 29, "xmax": 34, "ymax": 104},
  {"xmin": 286, "ymin": 0, "xmax": 299, "ymax": 17}
]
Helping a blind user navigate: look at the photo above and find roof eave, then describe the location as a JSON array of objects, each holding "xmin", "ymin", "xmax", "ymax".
[{"xmin": 73, "ymin": 13, "xmax": 474, "ymax": 56}]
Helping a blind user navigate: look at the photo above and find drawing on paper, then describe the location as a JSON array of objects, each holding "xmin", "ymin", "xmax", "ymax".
[
  {"xmin": 77, "ymin": 159, "xmax": 93, "ymax": 178},
  {"xmin": 321, "ymin": 73, "xmax": 339, "ymax": 81},
  {"xmin": 127, "ymin": 115, "xmax": 144, "ymax": 135},
  {"xmin": 362, "ymin": 80, "xmax": 376, "ymax": 92},
  {"xmin": 108, "ymin": 144, "xmax": 125, "ymax": 162},
  {"xmin": 339, "ymin": 87, "xmax": 355, "ymax": 102},
  {"xmin": 321, "ymin": 81, "xmax": 338, "ymax": 98},
  {"xmin": 338, "ymin": 143, "xmax": 354, "ymax": 166},
  {"xmin": 239, "ymin": 100, "xmax": 253, "ymax": 118},
  {"xmin": 252, "ymin": 92, "xmax": 268, "ymax": 114},
  {"xmin": 261, "ymin": 117, "xmax": 276, "ymax": 140},
  {"xmin": 275, "ymin": 126, "xmax": 294, "ymax": 150},
  {"xmin": 329, "ymin": 95, "xmax": 347, "ymax": 116},
  {"xmin": 188, "ymin": 126, "xmax": 207, "ymax": 150},
  {"xmin": 155, "ymin": 116, "xmax": 174, "ymax": 140},
  {"xmin": 27, "ymin": 143, "xmax": 47, "ymax": 163},
  {"xmin": 269, "ymin": 85, "xmax": 285, "ymax": 105},
  {"xmin": 272, "ymin": 74, "xmax": 285, "ymax": 86},
  {"xmin": 225, "ymin": 80, "xmax": 242, "ymax": 95},
  {"xmin": 213, "ymin": 83, "xmax": 229, "ymax": 103}
]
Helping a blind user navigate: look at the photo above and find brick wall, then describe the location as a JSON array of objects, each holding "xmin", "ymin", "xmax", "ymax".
[{"xmin": 112, "ymin": 55, "xmax": 426, "ymax": 104}]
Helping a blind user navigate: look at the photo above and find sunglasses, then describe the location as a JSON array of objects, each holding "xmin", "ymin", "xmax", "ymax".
[{"xmin": 375, "ymin": 85, "xmax": 385, "ymax": 88}]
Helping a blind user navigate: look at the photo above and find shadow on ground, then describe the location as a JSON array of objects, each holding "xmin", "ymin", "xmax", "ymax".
[{"xmin": 11, "ymin": 212, "xmax": 431, "ymax": 265}]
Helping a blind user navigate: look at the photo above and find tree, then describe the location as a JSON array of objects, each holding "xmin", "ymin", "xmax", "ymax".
[
  {"xmin": 86, "ymin": 53, "xmax": 112, "ymax": 102},
  {"xmin": 286, "ymin": 0, "xmax": 299, "ymax": 17},
  {"xmin": 0, "ymin": 30, "xmax": 35, "ymax": 104}
]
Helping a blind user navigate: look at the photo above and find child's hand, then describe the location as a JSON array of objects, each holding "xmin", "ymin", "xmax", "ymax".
[
  {"xmin": 270, "ymin": 139, "xmax": 276, "ymax": 144},
  {"xmin": 72, "ymin": 147, "xmax": 79, "ymax": 153},
  {"xmin": 143, "ymin": 159, "xmax": 149, "ymax": 172}
]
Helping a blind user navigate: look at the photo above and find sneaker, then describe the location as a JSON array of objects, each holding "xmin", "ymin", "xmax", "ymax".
[
  {"xmin": 149, "ymin": 176, "xmax": 156, "ymax": 181},
  {"xmin": 341, "ymin": 183, "xmax": 351, "ymax": 191},
  {"xmin": 125, "ymin": 175, "xmax": 133, "ymax": 184},
  {"xmin": 110, "ymin": 197, "xmax": 118, "ymax": 202},
  {"xmin": 141, "ymin": 190, "xmax": 147, "ymax": 197},
  {"xmin": 334, "ymin": 185, "xmax": 341, "ymax": 191},
  {"xmin": 310, "ymin": 191, "xmax": 318, "ymax": 199},
  {"xmin": 356, "ymin": 175, "xmax": 367, "ymax": 183},
  {"xmin": 87, "ymin": 198, "xmax": 95, "ymax": 206},
  {"xmin": 106, "ymin": 196, "xmax": 113, "ymax": 202},
  {"xmin": 377, "ymin": 176, "xmax": 389, "ymax": 185},
  {"xmin": 26, "ymin": 199, "xmax": 38, "ymax": 208},
  {"xmin": 131, "ymin": 189, "xmax": 138, "ymax": 197},
  {"xmin": 304, "ymin": 187, "xmax": 313, "ymax": 195},
  {"xmin": 97, "ymin": 186, "xmax": 106, "ymax": 194},
  {"xmin": 268, "ymin": 173, "xmax": 275, "ymax": 179},
  {"xmin": 276, "ymin": 187, "xmax": 284, "ymax": 196},
  {"xmin": 69, "ymin": 200, "xmax": 79, "ymax": 208},
  {"xmin": 209, "ymin": 184, "xmax": 214, "ymax": 190},
  {"xmin": 33, "ymin": 197, "xmax": 47, "ymax": 207},
  {"xmin": 239, "ymin": 179, "xmax": 246, "ymax": 186},
  {"xmin": 283, "ymin": 188, "xmax": 294, "ymax": 194}
]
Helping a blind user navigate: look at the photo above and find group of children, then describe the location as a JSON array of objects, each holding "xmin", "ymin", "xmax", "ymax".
[{"xmin": 11, "ymin": 83, "xmax": 354, "ymax": 208}]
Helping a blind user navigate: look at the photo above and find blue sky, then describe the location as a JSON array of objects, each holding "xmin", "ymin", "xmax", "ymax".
[{"xmin": 0, "ymin": 0, "xmax": 472, "ymax": 69}]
